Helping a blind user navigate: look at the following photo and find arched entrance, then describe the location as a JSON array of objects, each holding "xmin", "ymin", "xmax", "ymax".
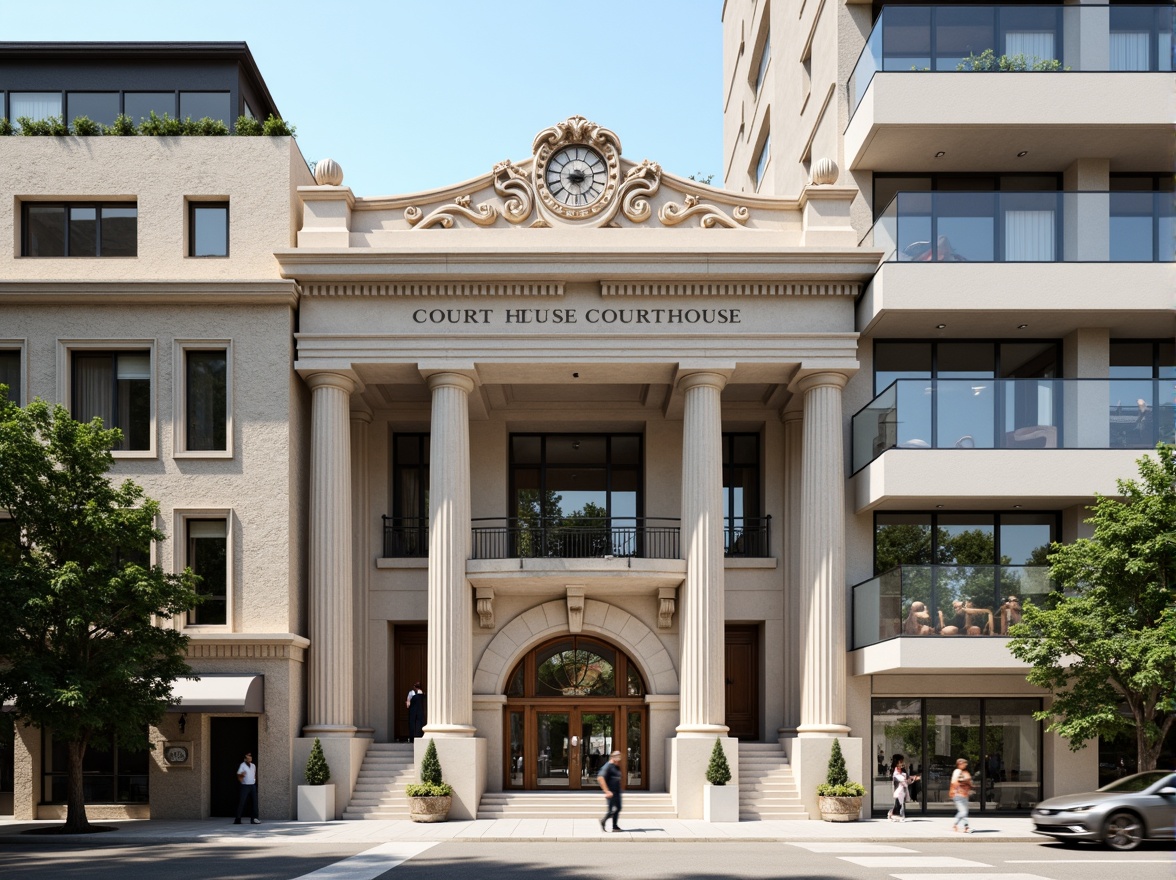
[{"xmin": 503, "ymin": 635, "xmax": 648, "ymax": 791}]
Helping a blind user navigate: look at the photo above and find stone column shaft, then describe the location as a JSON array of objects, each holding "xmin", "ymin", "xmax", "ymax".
[
  {"xmin": 797, "ymin": 372, "xmax": 850, "ymax": 736},
  {"xmin": 677, "ymin": 372, "xmax": 728, "ymax": 735},
  {"xmin": 425, "ymin": 373, "xmax": 476, "ymax": 736},
  {"xmin": 781, "ymin": 410, "xmax": 803, "ymax": 736},
  {"xmin": 306, "ymin": 372, "xmax": 356, "ymax": 734},
  {"xmin": 350, "ymin": 404, "xmax": 372, "ymax": 731}
]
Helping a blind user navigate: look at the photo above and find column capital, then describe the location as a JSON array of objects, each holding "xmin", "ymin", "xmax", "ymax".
[
  {"xmin": 793, "ymin": 370, "xmax": 850, "ymax": 396},
  {"xmin": 425, "ymin": 371, "xmax": 476, "ymax": 394},
  {"xmin": 677, "ymin": 370, "xmax": 729, "ymax": 394},
  {"xmin": 350, "ymin": 400, "xmax": 373, "ymax": 423},
  {"xmin": 305, "ymin": 370, "xmax": 358, "ymax": 395},
  {"xmin": 780, "ymin": 407, "xmax": 804, "ymax": 425}
]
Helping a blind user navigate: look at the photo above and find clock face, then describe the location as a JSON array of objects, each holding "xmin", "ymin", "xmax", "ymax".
[{"xmin": 544, "ymin": 146, "xmax": 608, "ymax": 208}]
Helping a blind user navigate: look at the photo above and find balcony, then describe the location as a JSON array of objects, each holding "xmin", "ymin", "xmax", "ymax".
[
  {"xmin": 852, "ymin": 563, "xmax": 1053, "ymax": 649},
  {"xmin": 382, "ymin": 515, "xmax": 772, "ymax": 561},
  {"xmin": 845, "ymin": 5, "xmax": 1174, "ymax": 170},
  {"xmin": 853, "ymin": 378, "xmax": 1176, "ymax": 474}
]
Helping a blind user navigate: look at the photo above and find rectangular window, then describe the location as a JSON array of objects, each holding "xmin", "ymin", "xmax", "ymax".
[
  {"xmin": 23, "ymin": 203, "xmax": 137, "ymax": 257},
  {"xmin": 10, "ymin": 92, "xmax": 62, "ymax": 121},
  {"xmin": 0, "ymin": 349, "xmax": 22, "ymax": 405},
  {"xmin": 723, "ymin": 432, "xmax": 766, "ymax": 556},
  {"xmin": 123, "ymin": 92, "xmax": 176, "ymax": 124},
  {"xmin": 753, "ymin": 32, "xmax": 771, "ymax": 95},
  {"xmin": 42, "ymin": 728, "xmax": 149, "ymax": 805},
  {"xmin": 189, "ymin": 202, "xmax": 229, "ymax": 257},
  {"xmin": 754, "ymin": 134, "xmax": 770, "ymax": 191},
  {"xmin": 71, "ymin": 351, "xmax": 152, "ymax": 451},
  {"xmin": 183, "ymin": 348, "xmax": 228, "ymax": 452},
  {"xmin": 186, "ymin": 518, "xmax": 228, "ymax": 626},
  {"xmin": 66, "ymin": 92, "xmax": 119, "ymax": 127},
  {"xmin": 179, "ymin": 91, "xmax": 230, "ymax": 124},
  {"xmin": 388, "ymin": 433, "xmax": 429, "ymax": 557}
]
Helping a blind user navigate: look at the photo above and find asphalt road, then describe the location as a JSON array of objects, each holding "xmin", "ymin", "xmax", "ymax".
[{"xmin": 0, "ymin": 839, "xmax": 1173, "ymax": 880}]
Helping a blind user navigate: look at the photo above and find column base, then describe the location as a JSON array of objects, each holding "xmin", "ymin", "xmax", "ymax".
[
  {"xmin": 797, "ymin": 724, "xmax": 851, "ymax": 737},
  {"xmin": 421, "ymin": 724, "xmax": 477, "ymax": 738},
  {"xmin": 669, "ymin": 735, "xmax": 739, "ymax": 819},
  {"xmin": 413, "ymin": 736, "xmax": 486, "ymax": 820},
  {"xmin": 674, "ymin": 724, "xmax": 730, "ymax": 738},
  {"xmin": 784, "ymin": 735, "xmax": 863, "ymax": 821},
  {"xmin": 302, "ymin": 724, "xmax": 359, "ymax": 738},
  {"xmin": 295, "ymin": 735, "xmax": 370, "ymax": 819}
]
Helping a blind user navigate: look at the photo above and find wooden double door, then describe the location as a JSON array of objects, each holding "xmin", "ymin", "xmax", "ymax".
[{"xmin": 505, "ymin": 703, "xmax": 647, "ymax": 790}]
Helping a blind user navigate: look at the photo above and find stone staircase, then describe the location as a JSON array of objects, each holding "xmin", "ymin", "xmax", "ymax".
[
  {"xmin": 341, "ymin": 742, "xmax": 416, "ymax": 820},
  {"xmin": 738, "ymin": 742, "xmax": 808, "ymax": 820},
  {"xmin": 477, "ymin": 790, "xmax": 677, "ymax": 819}
]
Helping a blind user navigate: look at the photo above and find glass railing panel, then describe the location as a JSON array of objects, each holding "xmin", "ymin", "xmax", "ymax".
[
  {"xmin": 850, "ymin": 5, "xmax": 1174, "ymax": 116},
  {"xmin": 936, "ymin": 379, "xmax": 997, "ymax": 449},
  {"xmin": 852, "ymin": 383, "xmax": 897, "ymax": 472},
  {"xmin": 999, "ymin": 379, "xmax": 1061, "ymax": 449}
]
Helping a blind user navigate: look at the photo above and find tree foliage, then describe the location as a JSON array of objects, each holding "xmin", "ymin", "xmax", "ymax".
[
  {"xmin": 304, "ymin": 737, "xmax": 331, "ymax": 786},
  {"xmin": 1008, "ymin": 444, "xmax": 1176, "ymax": 772},
  {"xmin": 0, "ymin": 395, "xmax": 200, "ymax": 832},
  {"xmin": 705, "ymin": 737, "xmax": 731, "ymax": 786}
]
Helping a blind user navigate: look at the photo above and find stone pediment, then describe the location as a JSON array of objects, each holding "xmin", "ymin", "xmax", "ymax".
[{"xmin": 333, "ymin": 116, "xmax": 803, "ymax": 235}]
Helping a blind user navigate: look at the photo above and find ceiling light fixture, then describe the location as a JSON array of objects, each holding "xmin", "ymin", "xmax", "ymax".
[
  {"xmin": 936, "ymin": 323, "xmax": 947, "ymax": 329},
  {"xmin": 934, "ymin": 151, "xmax": 946, "ymax": 158},
  {"xmin": 1017, "ymin": 323, "xmax": 1029, "ymax": 329},
  {"xmin": 1016, "ymin": 150, "xmax": 1029, "ymax": 157},
  {"xmin": 1013, "ymin": 504, "xmax": 1023, "ymax": 509}
]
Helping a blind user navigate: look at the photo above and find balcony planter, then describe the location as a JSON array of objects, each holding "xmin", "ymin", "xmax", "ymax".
[
  {"xmin": 817, "ymin": 794, "xmax": 863, "ymax": 822},
  {"xmin": 407, "ymin": 793, "xmax": 452, "ymax": 823}
]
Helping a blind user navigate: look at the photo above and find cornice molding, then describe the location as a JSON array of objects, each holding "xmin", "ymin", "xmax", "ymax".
[
  {"xmin": 303, "ymin": 282, "xmax": 564, "ymax": 297},
  {"xmin": 602, "ymin": 282, "xmax": 860, "ymax": 297},
  {"xmin": 183, "ymin": 631, "xmax": 310, "ymax": 661},
  {"xmin": 0, "ymin": 280, "xmax": 300, "ymax": 306}
]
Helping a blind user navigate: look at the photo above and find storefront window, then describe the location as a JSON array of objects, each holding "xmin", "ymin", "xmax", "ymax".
[
  {"xmin": 41, "ymin": 729, "xmax": 148, "ymax": 804},
  {"xmin": 871, "ymin": 697, "xmax": 1041, "ymax": 815}
]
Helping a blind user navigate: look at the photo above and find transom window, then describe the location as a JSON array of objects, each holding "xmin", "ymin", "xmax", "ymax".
[{"xmin": 507, "ymin": 636, "xmax": 645, "ymax": 699}]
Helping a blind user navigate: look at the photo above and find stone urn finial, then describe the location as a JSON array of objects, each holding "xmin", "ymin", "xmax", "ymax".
[
  {"xmin": 314, "ymin": 158, "xmax": 344, "ymax": 186},
  {"xmin": 811, "ymin": 158, "xmax": 838, "ymax": 186}
]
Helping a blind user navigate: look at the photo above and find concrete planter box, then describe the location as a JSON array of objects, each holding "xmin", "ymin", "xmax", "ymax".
[
  {"xmin": 703, "ymin": 783, "xmax": 739, "ymax": 822},
  {"xmin": 408, "ymin": 795, "xmax": 452, "ymax": 822},
  {"xmin": 297, "ymin": 784, "xmax": 335, "ymax": 822},
  {"xmin": 818, "ymin": 794, "xmax": 863, "ymax": 822}
]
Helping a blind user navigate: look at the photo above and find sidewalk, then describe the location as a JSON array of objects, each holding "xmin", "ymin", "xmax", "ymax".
[{"xmin": 0, "ymin": 815, "xmax": 1041, "ymax": 845}]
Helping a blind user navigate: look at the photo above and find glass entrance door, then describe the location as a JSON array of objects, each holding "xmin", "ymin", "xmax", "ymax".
[
  {"xmin": 578, "ymin": 712, "xmax": 614, "ymax": 786},
  {"xmin": 536, "ymin": 712, "xmax": 571, "ymax": 788},
  {"xmin": 506, "ymin": 706, "xmax": 645, "ymax": 790}
]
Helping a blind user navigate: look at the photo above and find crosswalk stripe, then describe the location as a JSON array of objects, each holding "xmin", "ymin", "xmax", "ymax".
[
  {"xmin": 288, "ymin": 842, "xmax": 438, "ymax": 880},
  {"xmin": 788, "ymin": 843, "xmax": 917, "ymax": 853},
  {"xmin": 890, "ymin": 875, "xmax": 1053, "ymax": 880},
  {"xmin": 839, "ymin": 856, "xmax": 991, "ymax": 868}
]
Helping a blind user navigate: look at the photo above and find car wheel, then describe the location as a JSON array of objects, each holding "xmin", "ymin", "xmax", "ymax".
[{"xmin": 1103, "ymin": 811, "xmax": 1144, "ymax": 851}]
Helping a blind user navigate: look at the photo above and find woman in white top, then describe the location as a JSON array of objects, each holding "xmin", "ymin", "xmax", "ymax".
[
  {"xmin": 888, "ymin": 754, "xmax": 920, "ymax": 822},
  {"xmin": 950, "ymin": 757, "xmax": 973, "ymax": 832}
]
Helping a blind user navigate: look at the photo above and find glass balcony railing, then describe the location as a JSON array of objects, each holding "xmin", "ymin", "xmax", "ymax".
[
  {"xmin": 852, "ymin": 378, "xmax": 1176, "ymax": 473},
  {"xmin": 852, "ymin": 564, "xmax": 1054, "ymax": 649},
  {"xmin": 863, "ymin": 191, "xmax": 1175, "ymax": 264},
  {"xmin": 850, "ymin": 4, "xmax": 1175, "ymax": 113}
]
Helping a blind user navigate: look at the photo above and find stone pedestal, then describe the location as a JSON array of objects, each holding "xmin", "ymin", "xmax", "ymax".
[
  {"xmin": 413, "ymin": 736, "xmax": 486, "ymax": 821},
  {"xmin": 784, "ymin": 736, "xmax": 864, "ymax": 821},
  {"xmin": 669, "ymin": 735, "xmax": 739, "ymax": 819},
  {"xmin": 294, "ymin": 736, "xmax": 369, "ymax": 820}
]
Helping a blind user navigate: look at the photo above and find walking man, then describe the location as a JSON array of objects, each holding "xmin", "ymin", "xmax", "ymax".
[
  {"xmin": 234, "ymin": 751, "xmax": 261, "ymax": 824},
  {"xmin": 597, "ymin": 750, "xmax": 623, "ymax": 832}
]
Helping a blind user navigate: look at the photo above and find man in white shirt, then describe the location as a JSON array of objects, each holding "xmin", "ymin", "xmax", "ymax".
[{"xmin": 234, "ymin": 751, "xmax": 260, "ymax": 824}]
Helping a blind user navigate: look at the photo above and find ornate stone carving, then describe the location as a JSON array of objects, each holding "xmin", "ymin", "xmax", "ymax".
[
  {"xmin": 658, "ymin": 194, "xmax": 750, "ymax": 229},
  {"xmin": 475, "ymin": 587, "xmax": 495, "ymax": 629},
  {"xmin": 313, "ymin": 158, "xmax": 343, "ymax": 186},
  {"xmin": 657, "ymin": 587, "xmax": 677, "ymax": 630},
  {"xmin": 405, "ymin": 194, "xmax": 499, "ymax": 230},
  {"xmin": 811, "ymin": 157, "xmax": 839, "ymax": 186},
  {"xmin": 566, "ymin": 586, "xmax": 586, "ymax": 634},
  {"xmin": 618, "ymin": 159, "xmax": 662, "ymax": 223},
  {"xmin": 493, "ymin": 160, "xmax": 534, "ymax": 225}
]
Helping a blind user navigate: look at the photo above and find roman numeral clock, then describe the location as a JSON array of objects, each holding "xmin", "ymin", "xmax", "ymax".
[{"xmin": 532, "ymin": 116, "xmax": 625, "ymax": 225}]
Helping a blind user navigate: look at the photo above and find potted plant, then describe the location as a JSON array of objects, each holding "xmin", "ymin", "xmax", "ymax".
[
  {"xmin": 816, "ymin": 738, "xmax": 865, "ymax": 822},
  {"xmin": 297, "ymin": 737, "xmax": 335, "ymax": 821},
  {"xmin": 406, "ymin": 739, "xmax": 453, "ymax": 822},
  {"xmin": 703, "ymin": 737, "xmax": 738, "ymax": 822}
]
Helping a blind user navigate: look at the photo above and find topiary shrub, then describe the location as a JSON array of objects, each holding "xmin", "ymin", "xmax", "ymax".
[
  {"xmin": 705, "ymin": 737, "xmax": 732, "ymax": 786},
  {"xmin": 406, "ymin": 738, "xmax": 453, "ymax": 797},
  {"xmin": 816, "ymin": 738, "xmax": 866, "ymax": 797},
  {"xmin": 304, "ymin": 737, "xmax": 331, "ymax": 786}
]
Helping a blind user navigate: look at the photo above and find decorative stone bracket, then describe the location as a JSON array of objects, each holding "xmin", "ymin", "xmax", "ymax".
[
  {"xmin": 566, "ymin": 586, "xmax": 586, "ymax": 633},
  {"xmin": 657, "ymin": 586, "xmax": 677, "ymax": 630},
  {"xmin": 475, "ymin": 586, "xmax": 495, "ymax": 629}
]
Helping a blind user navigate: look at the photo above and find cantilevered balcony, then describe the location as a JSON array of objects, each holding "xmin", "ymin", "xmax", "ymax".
[
  {"xmin": 845, "ymin": 5, "xmax": 1174, "ymax": 170},
  {"xmin": 853, "ymin": 378, "xmax": 1175, "ymax": 473},
  {"xmin": 852, "ymin": 563, "xmax": 1054, "ymax": 649}
]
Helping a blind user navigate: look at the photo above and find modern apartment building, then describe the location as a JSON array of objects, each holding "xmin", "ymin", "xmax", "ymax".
[{"xmin": 1, "ymin": 8, "xmax": 1172, "ymax": 822}]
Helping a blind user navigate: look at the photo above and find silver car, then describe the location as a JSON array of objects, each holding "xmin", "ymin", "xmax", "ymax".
[{"xmin": 1031, "ymin": 770, "xmax": 1176, "ymax": 851}]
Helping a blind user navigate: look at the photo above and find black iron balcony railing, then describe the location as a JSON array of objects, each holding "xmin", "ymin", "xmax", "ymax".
[
  {"xmin": 852, "ymin": 378, "xmax": 1176, "ymax": 473},
  {"xmin": 852, "ymin": 564, "xmax": 1055, "ymax": 649},
  {"xmin": 863, "ymin": 191, "xmax": 1175, "ymax": 264},
  {"xmin": 382, "ymin": 516, "xmax": 429, "ymax": 558},
  {"xmin": 724, "ymin": 515, "xmax": 771, "ymax": 558},
  {"xmin": 470, "ymin": 517, "xmax": 681, "ymax": 561},
  {"xmin": 850, "ymin": 4, "xmax": 1175, "ymax": 113}
]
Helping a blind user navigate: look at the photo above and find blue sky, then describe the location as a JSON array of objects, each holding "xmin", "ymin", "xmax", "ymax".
[{"xmin": 7, "ymin": 0, "xmax": 724, "ymax": 196}]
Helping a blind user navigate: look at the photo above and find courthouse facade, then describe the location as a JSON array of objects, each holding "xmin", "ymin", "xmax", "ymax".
[{"xmin": 1, "ymin": 5, "xmax": 1173, "ymax": 821}]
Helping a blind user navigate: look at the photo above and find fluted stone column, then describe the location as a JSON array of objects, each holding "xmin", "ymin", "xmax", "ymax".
[
  {"xmin": 676, "ymin": 371, "xmax": 729, "ymax": 736},
  {"xmin": 350, "ymin": 403, "xmax": 373, "ymax": 732},
  {"xmin": 424, "ymin": 372, "xmax": 476, "ymax": 736},
  {"xmin": 780, "ymin": 409, "xmax": 803, "ymax": 737},
  {"xmin": 797, "ymin": 371, "xmax": 851, "ymax": 736},
  {"xmin": 305, "ymin": 371, "xmax": 357, "ymax": 735}
]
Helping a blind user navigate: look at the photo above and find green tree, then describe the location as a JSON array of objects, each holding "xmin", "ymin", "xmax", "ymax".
[
  {"xmin": 0, "ymin": 394, "xmax": 200, "ymax": 832},
  {"xmin": 1008, "ymin": 444, "xmax": 1176, "ymax": 772},
  {"xmin": 705, "ymin": 737, "xmax": 731, "ymax": 785},
  {"xmin": 304, "ymin": 737, "xmax": 331, "ymax": 785}
]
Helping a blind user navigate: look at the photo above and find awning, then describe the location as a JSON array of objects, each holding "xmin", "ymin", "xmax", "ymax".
[{"xmin": 168, "ymin": 675, "xmax": 264, "ymax": 714}]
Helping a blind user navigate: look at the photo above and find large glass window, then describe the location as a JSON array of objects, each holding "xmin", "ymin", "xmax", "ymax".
[
  {"xmin": 186, "ymin": 518, "xmax": 228, "ymax": 626},
  {"xmin": 71, "ymin": 351, "xmax": 151, "ymax": 451},
  {"xmin": 66, "ymin": 92, "xmax": 119, "ymax": 127},
  {"xmin": 179, "ymin": 91, "xmax": 230, "ymax": 124},
  {"xmin": 1110, "ymin": 340, "xmax": 1176, "ymax": 448},
  {"xmin": 184, "ymin": 349, "xmax": 228, "ymax": 452},
  {"xmin": 23, "ymin": 203, "xmax": 137, "ymax": 257},
  {"xmin": 872, "ymin": 697, "xmax": 1041, "ymax": 816},
  {"xmin": 42, "ymin": 729, "xmax": 149, "ymax": 804},
  {"xmin": 10, "ymin": 92, "xmax": 61, "ymax": 122},
  {"xmin": 124, "ymin": 92, "xmax": 176, "ymax": 123}
]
